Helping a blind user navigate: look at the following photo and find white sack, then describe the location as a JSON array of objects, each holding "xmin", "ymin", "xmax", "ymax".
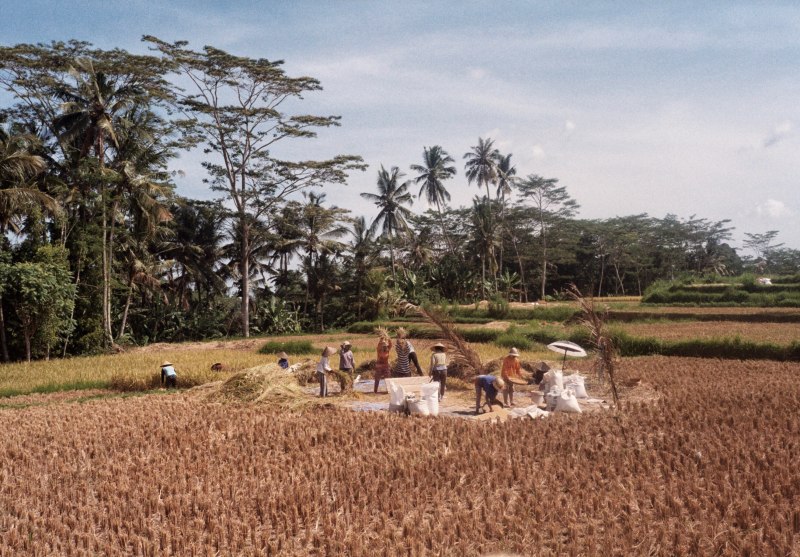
[
  {"xmin": 420, "ymin": 382, "xmax": 440, "ymax": 417},
  {"xmin": 563, "ymin": 374, "xmax": 588, "ymax": 398},
  {"xmin": 555, "ymin": 389, "xmax": 582, "ymax": 413}
]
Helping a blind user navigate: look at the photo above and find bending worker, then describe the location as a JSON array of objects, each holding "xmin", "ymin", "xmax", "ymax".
[{"xmin": 474, "ymin": 374, "xmax": 505, "ymax": 414}]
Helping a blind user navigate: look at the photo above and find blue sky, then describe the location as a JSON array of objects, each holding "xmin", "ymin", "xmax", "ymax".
[{"xmin": 4, "ymin": 1, "xmax": 800, "ymax": 251}]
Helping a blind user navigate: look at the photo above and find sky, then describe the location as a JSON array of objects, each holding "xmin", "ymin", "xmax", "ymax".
[{"xmin": 3, "ymin": 0, "xmax": 800, "ymax": 252}]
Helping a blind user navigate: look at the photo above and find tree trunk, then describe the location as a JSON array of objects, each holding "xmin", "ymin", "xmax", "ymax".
[
  {"xmin": 24, "ymin": 331, "xmax": 31, "ymax": 363},
  {"xmin": 436, "ymin": 201, "xmax": 456, "ymax": 254},
  {"xmin": 118, "ymin": 281, "xmax": 134, "ymax": 340},
  {"xmin": 101, "ymin": 182, "xmax": 113, "ymax": 347},
  {"xmin": 389, "ymin": 240, "xmax": 396, "ymax": 284},
  {"xmin": 241, "ymin": 221, "xmax": 250, "ymax": 338},
  {"xmin": 540, "ymin": 228, "xmax": 548, "ymax": 300}
]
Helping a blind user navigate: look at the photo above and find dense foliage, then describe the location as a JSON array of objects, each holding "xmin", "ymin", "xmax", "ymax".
[{"xmin": 1, "ymin": 38, "xmax": 798, "ymax": 360}]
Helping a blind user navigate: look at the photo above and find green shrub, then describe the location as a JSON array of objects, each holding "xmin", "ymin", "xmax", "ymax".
[
  {"xmin": 494, "ymin": 332, "xmax": 533, "ymax": 350},
  {"xmin": 487, "ymin": 295, "xmax": 510, "ymax": 318},
  {"xmin": 459, "ymin": 329, "xmax": 501, "ymax": 343},
  {"xmin": 259, "ymin": 340, "xmax": 315, "ymax": 355}
]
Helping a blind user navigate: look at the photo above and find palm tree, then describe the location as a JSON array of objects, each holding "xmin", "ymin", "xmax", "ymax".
[
  {"xmin": 298, "ymin": 191, "xmax": 350, "ymax": 326},
  {"xmin": 463, "ymin": 137, "xmax": 499, "ymax": 200},
  {"xmin": 494, "ymin": 152, "xmax": 517, "ymax": 201},
  {"xmin": 361, "ymin": 166, "xmax": 414, "ymax": 283},
  {"xmin": 53, "ymin": 58, "xmax": 143, "ymax": 346},
  {"xmin": 494, "ymin": 152, "xmax": 517, "ymax": 277},
  {"xmin": 411, "ymin": 145, "xmax": 456, "ymax": 251},
  {"xmin": 348, "ymin": 215, "xmax": 376, "ymax": 319},
  {"xmin": 0, "ymin": 129, "xmax": 58, "ymax": 234}
]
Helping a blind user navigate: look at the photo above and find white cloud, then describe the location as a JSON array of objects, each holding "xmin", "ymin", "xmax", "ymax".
[
  {"xmin": 763, "ymin": 120, "xmax": 792, "ymax": 147},
  {"xmin": 468, "ymin": 67, "xmax": 487, "ymax": 80},
  {"xmin": 531, "ymin": 145, "xmax": 546, "ymax": 159},
  {"xmin": 755, "ymin": 199, "xmax": 791, "ymax": 218},
  {"xmin": 564, "ymin": 120, "xmax": 576, "ymax": 135}
]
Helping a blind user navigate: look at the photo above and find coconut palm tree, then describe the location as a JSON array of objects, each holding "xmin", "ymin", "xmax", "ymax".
[
  {"xmin": 494, "ymin": 152, "xmax": 517, "ymax": 201},
  {"xmin": 361, "ymin": 166, "xmax": 414, "ymax": 282},
  {"xmin": 348, "ymin": 215, "xmax": 376, "ymax": 319},
  {"xmin": 411, "ymin": 145, "xmax": 456, "ymax": 251},
  {"xmin": 0, "ymin": 129, "xmax": 58, "ymax": 234},
  {"xmin": 53, "ymin": 58, "xmax": 144, "ymax": 346},
  {"xmin": 463, "ymin": 137, "xmax": 499, "ymax": 200}
]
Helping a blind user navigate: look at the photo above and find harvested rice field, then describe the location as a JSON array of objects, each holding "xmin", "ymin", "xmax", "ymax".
[
  {"xmin": 612, "ymin": 320, "xmax": 800, "ymax": 343},
  {"xmin": 1, "ymin": 356, "xmax": 798, "ymax": 556}
]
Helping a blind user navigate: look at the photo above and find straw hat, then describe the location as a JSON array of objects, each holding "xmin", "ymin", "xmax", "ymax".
[
  {"xmin": 508, "ymin": 347, "xmax": 520, "ymax": 357},
  {"xmin": 432, "ymin": 342, "xmax": 446, "ymax": 350},
  {"xmin": 161, "ymin": 361, "xmax": 172, "ymax": 367},
  {"xmin": 493, "ymin": 376, "xmax": 506, "ymax": 391},
  {"xmin": 323, "ymin": 346, "xmax": 337, "ymax": 357},
  {"xmin": 341, "ymin": 341, "xmax": 352, "ymax": 348},
  {"xmin": 278, "ymin": 352, "xmax": 289, "ymax": 359}
]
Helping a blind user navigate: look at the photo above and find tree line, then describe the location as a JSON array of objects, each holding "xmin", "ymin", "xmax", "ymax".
[{"xmin": 0, "ymin": 38, "xmax": 797, "ymax": 361}]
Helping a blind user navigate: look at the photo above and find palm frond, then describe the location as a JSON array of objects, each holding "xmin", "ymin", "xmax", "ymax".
[{"xmin": 404, "ymin": 303, "xmax": 483, "ymax": 378}]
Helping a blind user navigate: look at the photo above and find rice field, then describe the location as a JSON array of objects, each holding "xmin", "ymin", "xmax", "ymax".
[
  {"xmin": 611, "ymin": 320, "xmax": 800, "ymax": 343},
  {"xmin": 0, "ymin": 356, "xmax": 798, "ymax": 555}
]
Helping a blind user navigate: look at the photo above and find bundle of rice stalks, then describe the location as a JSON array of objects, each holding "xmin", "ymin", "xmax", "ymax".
[
  {"xmin": 203, "ymin": 363, "xmax": 309, "ymax": 407},
  {"xmin": 291, "ymin": 359, "xmax": 317, "ymax": 386},
  {"xmin": 405, "ymin": 303, "xmax": 484, "ymax": 379}
]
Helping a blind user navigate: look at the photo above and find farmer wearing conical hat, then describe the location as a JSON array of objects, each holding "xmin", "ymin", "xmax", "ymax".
[
  {"xmin": 474, "ymin": 375, "xmax": 505, "ymax": 414},
  {"xmin": 316, "ymin": 346, "xmax": 336, "ymax": 397},
  {"xmin": 429, "ymin": 342, "xmax": 448, "ymax": 401},
  {"xmin": 501, "ymin": 347, "xmax": 522, "ymax": 407},
  {"xmin": 277, "ymin": 352, "xmax": 290, "ymax": 370},
  {"xmin": 160, "ymin": 361, "xmax": 177, "ymax": 389}
]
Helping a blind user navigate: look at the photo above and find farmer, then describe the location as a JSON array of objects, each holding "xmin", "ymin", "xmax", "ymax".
[
  {"xmin": 394, "ymin": 328, "xmax": 412, "ymax": 378},
  {"xmin": 474, "ymin": 375, "xmax": 505, "ymax": 414},
  {"xmin": 429, "ymin": 342, "xmax": 448, "ymax": 401},
  {"xmin": 277, "ymin": 352, "xmax": 290, "ymax": 370},
  {"xmin": 532, "ymin": 361, "xmax": 550, "ymax": 386},
  {"xmin": 339, "ymin": 341, "xmax": 355, "ymax": 374},
  {"xmin": 316, "ymin": 346, "xmax": 335, "ymax": 397},
  {"xmin": 160, "ymin": 361, "xmax": 177, "ymax": 389},
  {"xmin": 374, "ymin": 332, "xmax": 392, "ymax": 394},
  {"xmin": 501, "ymin": 347, "xmax": 522, "ymax": 407}
]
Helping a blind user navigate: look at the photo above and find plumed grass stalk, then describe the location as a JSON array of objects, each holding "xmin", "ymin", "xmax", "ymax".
[
  {"xmin": 403, "ymin": 303, "xmax": 484, "ymax": 378},
  {"xmin": 566, "ymin": 284, "xmax": 621, "ymax": 409}
]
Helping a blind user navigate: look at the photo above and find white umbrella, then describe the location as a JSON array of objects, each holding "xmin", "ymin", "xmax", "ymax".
[{"xmin": 547, "ymin": 341, "xmax": 587, "ymax": 369}]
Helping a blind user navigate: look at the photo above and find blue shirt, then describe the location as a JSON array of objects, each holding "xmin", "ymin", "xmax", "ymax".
[
  {"xmin": 278, "ymin": 359, "xmax": 289, "ymax": 369},
  {"xmin": 476, "ymin": 375, "xmax": 498, "ymax": 398}
]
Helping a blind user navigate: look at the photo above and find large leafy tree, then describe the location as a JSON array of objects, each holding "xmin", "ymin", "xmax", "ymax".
[
  {"xmin": 517, "ymin": 175, "xmax": 580, "ymax": 299},
  {"xmin": 411, "ymin": 145, "xmax": 456, "ymax": 251},
  {"xmin": 144, "ymin": 36, "xmax": 364, "ymax": 337},
  {"xmin": 361, "ymin": 165, "xmax": 413, "ymax": 282}
]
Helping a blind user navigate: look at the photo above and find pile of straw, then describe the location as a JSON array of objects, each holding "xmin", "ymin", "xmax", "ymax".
[{"xmin": 200, "ymin": 363, "xmax": 309, "ymax": 407}]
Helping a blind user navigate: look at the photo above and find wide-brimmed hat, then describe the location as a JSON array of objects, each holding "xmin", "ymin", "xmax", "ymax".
[
  {"xmin": 323, "ymin": 346, "xmax": 337, "ymax": 357},
  {"xmin": 493, "ymin": 376, "xmax": 506, "ymax": 390},
  {"xmin": 278, "ymin": 352, "xmax": 289, "ymax": 359},
  {"xmin": 508, "ymin": 347, "xmax": 520, "ymax": 357},
  {"xmin": 341, "ymin": 341, "xmax": 352, "ymax": 348},
  {"xmin": 161, "ymin": 361, "xmax": 172, "ymax": 367},
  {"xmin": 534, "ymin": 361, "xmax": 551, "ymax": 373},
  {"xmin": 432, "ymin": 342, "xmax": 446, "ymax": 350}
]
